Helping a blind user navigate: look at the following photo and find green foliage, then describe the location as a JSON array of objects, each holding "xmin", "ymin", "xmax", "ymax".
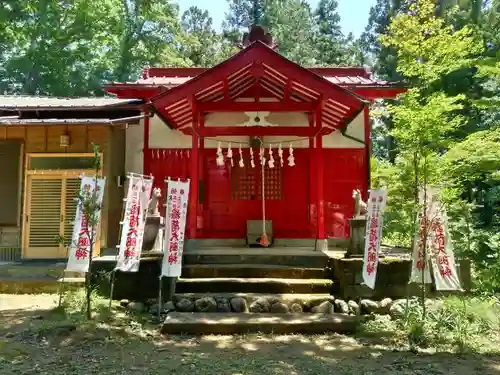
[
  {"xmin": 441, "ymin": 127, "xmax": 500, "ymax": 188},
  {"xmin": 223, "ymin": 0, "xmax": 364, "ymax": 66},
  {"xmin": 362, "ymin": 297, "xmax": 500, "ymax": 352},
  {"xmin": 438, "ymin": 128, "xmax": 500, "ymax": 292},
  {"xmin": 313, "ymin": 0, "xmax": 365, "ymax": 66},
  {"xmin": 379, "ymin": 0, "xmax": 482, "ymax": 85},
  {"xmin": 371, "ymin": 156, "xmax": 415, "ymax": 247},
  {"xmin": 388, "ymin": 89, "xmax": 465, "ymax": 150},
  {"xmin": 0, "ymin": 0, "xmax": 192, "ymax": 94},
  {"xmin": 180, "ymin": 6, "xmax": 237, "ymax": 67}
]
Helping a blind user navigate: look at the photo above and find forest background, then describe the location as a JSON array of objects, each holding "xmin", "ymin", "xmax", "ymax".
[{"xmin": 0, "ymin": 0, "xmax": 499, "ymax": 292}]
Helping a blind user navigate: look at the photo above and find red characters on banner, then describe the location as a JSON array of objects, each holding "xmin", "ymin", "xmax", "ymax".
[
  {"xmin": 167, "ymin": 188, "xmax": 182, "ymax": 266},
  {"xmin": 125, "ymin": 183, "xmax": 140, "ymax": 259},
  {"xmin": 430, "ymin": 218, "xmax": 452, "ymax": 278},
  {"xmin": 365, "ymin": 202, "xmax": 382, "ymax": 276},
  {"xmin": 76, "ymin": 213, "xmax": 89, "ymax": 260}
]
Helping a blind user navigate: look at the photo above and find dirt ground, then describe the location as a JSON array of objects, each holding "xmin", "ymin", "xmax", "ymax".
[{"xmin": 1, "ymin": 294, "xmax": 500, "ymax": 375}]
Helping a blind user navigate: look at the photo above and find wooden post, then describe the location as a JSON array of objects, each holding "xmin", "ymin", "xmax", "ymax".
[
  {"xmin": 198, "ymin": 137, "xmax": 204, "ymax": 235},
  {"xmin": 188, "ymin": 132, "xmax": 199, "ymax": 239},
  {"xmin": 315, "ymin": 106, "xmax": 326, "ymax": 251},
  {"xmin": 143, "ymin": 106, "xmax": 150, "ymax": 175},
  {"xmin": 308, "ymin": 137, "xmax": 316, "ymax": 238},
  {"xmin": 316, "ymin": 134, "xmax": 325, "ymax": 243},
  {"xmin": 363, "ymin": 105, "xmax": 371, "ymax": 200}
]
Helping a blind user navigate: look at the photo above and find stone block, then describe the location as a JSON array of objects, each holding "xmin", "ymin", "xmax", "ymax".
[
  {"xmin": 161, "ymin": 313, "xmax": 361, "ymax": 335},
  {"xmin": 345, "ymin": 218, "xmax": 366, "ymax": 257}
]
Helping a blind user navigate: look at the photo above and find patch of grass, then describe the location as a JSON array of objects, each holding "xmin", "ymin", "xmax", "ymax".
[{"xmin": 358, "ymin": 296, "xmax": 500, "ymax": 353}]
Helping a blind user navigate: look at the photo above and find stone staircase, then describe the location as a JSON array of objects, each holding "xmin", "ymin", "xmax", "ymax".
[
  {"xmin": 176, "ymin": 247, "xmax": 336, "ymax": 295},
  {"xmin": 90, "ymin": 245, "xmax": 340, "ymax": 300}
]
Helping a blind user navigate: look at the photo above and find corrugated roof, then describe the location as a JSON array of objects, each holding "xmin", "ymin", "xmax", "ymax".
[
  {"xmin": 0, "ymin": 118, "xmax": 115, "ymax": 125},
  {"xmin": 128, "ymin": 74, "xmax": 395, "ymax": 88},
  {"xmin": 0, "ymin": 96, "xmax": 143, "ymax": 110}
]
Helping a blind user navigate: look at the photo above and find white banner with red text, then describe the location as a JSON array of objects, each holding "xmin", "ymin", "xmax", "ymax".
[
  {"xmin": 427, "ymin": 192, "xmax": 462, "ymax": 291},
  {"xmin": 115, "ymin": 175, "xmax": 154, "ymax": 273},
  {"xmin": 66, "ymin": 176, "xmax": 106, "ymax": 273},
  {"xmin": 409, "ymin": 188, "xmax": 436, "ymax": 284},
  {"xmin": 161, "ymin": 179, "xmax": 190, "ymax": 277},
  {"xmin": 362, "ymin": 189, "xmax": 388, "ymax": 289}
]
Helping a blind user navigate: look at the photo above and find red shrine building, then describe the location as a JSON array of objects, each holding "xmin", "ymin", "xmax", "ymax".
[{"xmin": 106, "ymin": 26, "xmax": 403, "ymax": 250}]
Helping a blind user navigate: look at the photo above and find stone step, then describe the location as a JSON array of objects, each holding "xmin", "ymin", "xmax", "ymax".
[
  {"xmin": 58, "ymin": 277, "xmax": 85, "ymax": 284},
  {"xmin": 181, "ymin": 264, "xmax": 327, "ymax": 279},
  {"xmin": 160, "ymin": 312, "xmax": 360, "ymax": 334},
  {"xmin": 172, "ymin": 293, "xmax": 336, "ymax": 310},
  {"xmin": 176, "ymin": 277, "xmax": 334, "ymax": 294},
  {"xmin": 183, "ymin": 250, "xmax": 329, "ymax": 268}
]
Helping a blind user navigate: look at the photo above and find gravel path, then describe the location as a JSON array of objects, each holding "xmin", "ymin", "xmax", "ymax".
[{"xmin": 0, "ymin": 293, "xmax": 58, "ymax": 311}]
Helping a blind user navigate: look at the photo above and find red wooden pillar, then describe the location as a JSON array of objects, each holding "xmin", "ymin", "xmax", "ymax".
[
  {"xmin": 143, "ymin": 106, "xmax": 150, "ymax": 175},
  {"xmin": 189, "ymin": 132, "xmax": 199, "ymax": 239},
  {"xmin": 363, "ymin": 105, "xmax": 371, "ymax": 199},
  {"xmin": 198, "ymin": 137, "xmax": 205, "ymax": 234},
  {"xmin": 316, "ymin": 134, "xmax": 325, "ymax": 241},
  {"xmin": 189, "ymin": 105, "xmax": 200, "ymax": 239},
  {"xmin": 315, "ymin": 106, "xmax": 326, "ymax": 248},
  {"xmin": 308, "ymin": 137, "xmax": 316, "ymax": 237}
]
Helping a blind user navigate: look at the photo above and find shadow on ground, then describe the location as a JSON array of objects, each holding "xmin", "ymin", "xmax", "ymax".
[{"xmin": 1, "ymin": 299, "xmax": 500, "ymax": 375}]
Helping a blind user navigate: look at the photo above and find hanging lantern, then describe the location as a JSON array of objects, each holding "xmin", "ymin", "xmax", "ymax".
[
  {"xmin": 288, "ymin": 143, "xmax": 295, "ymax": 167},
  {"xmin": 259, "ymin": 146, "xmax": 265, "ymax": 166},
  {"xmin": 216, "ymin": 142, "xmax": 225, "ymax": 167},
  {"xmin": 268, "ymin": 144, "xmax": 275, "ymax": 169},
  {"xmin": 250, "ymin": 147, "xmax": 255, "ymax": 168},
  {"xmin": 278, "ymin": 143, "xmax": 283, "ymax": 167},
  {"xmin": 238, "ymin": 144, "xmax": 244, "ymax": 168}
]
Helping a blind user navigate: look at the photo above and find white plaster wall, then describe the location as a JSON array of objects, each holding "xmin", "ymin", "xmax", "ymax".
[
  {"xmin": 125, "ymin": 121, "xmax": 144, "ymax": 174},
  {"xmin": 343, "ymin": 111, "xmax": 365, "ymax": 142},
  {"xmin": 322, "ymin": 111, "xmax": 365, "ymax": 149},
  {"xmin": 124, "ymin": 109, "xmax": 366, "ymax": 172}
]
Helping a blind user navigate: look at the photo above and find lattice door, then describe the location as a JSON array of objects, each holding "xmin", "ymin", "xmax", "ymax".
[
  {"xmin": 259, "ymin": 164, "xmax": 282, "ymax": 200},
  {"xmin": 24, "ymin": 174, "xmax": 89, "ymax": 259},
  {"xmin": 231, "ymin": 166, "xmax": 257, "ymax": 200},
  {"xmin": 24, "ymin": 175, "xmax": 64, "ymax": 258}
]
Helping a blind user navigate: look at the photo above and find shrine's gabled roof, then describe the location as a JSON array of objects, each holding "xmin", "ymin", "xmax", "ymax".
[
  {"xmin": 135, "ymin": 68, "xmax": 395, "ymax": 88},
  {"xmin": 144, "ymin": 41, "xmax": 373, "ymax": 132},
  {"xmin": 105, "ymin": 67, "xmax": 403, "ymax": 99}
]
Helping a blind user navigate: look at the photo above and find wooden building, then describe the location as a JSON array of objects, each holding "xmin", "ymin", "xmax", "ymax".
[
  {"xmin": 105, "ymin": 26, "xmax": 404, "ymax": 250},
  {"xmin": 0, "ymin": 97, "xmax": 141, "ymax": 260}
]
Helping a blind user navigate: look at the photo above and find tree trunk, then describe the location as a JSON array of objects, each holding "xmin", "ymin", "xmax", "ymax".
[{"xmin": 85, "ymin": 268, "xmax": 92, "ymax": 320}]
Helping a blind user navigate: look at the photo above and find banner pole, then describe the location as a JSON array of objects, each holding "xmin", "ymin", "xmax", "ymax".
[
  {"xmin": 58, "ymin": 245, "xmax": 70, "ymax": 308},
  {"xmin": 109, "ymin": 173, "xmax": 131, "ymax": 312},
  {"xmin": 108, "ymin": 269, "xmax": 117, "ymax": 311},
  {"xmin": 158, "ymin": 275, "xmax": 163, "ymax": 321}
]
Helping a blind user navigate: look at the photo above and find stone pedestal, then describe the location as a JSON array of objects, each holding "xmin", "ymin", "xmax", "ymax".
[
  {"xmin": 344, "ymin": 217, "xmax": 366, "ymax": 258},
  {"xmin": 142, "ymin": 216, "xmax": 163, "ymax": 254}
]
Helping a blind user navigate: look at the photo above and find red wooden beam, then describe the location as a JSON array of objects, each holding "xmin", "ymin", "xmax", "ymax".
[
  {"xmin": 315, "ymin": 100, "xmax": 323, "ymax": 130},
  {"xmin": 150, "ymin": 48, "xmax": 258, "ymax": 109},
  {"xmin": 198, "ymin": 101, "xmax": 316, "ymax": 113},
  {"xmin": 197, "ymin": 126, "xmax": 322, "ymax": 137}
]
